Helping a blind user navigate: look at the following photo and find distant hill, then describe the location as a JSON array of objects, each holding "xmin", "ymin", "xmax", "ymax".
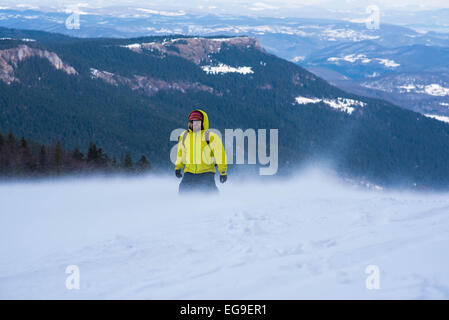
[{"xmin": 301, "ymin": 40, "xmax": 449, "ymax": 118}]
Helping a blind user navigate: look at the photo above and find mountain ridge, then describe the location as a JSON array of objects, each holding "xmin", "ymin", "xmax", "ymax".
[{"xmin": 1, "ymin": 27, "xmax": 449, "ymax": 189}]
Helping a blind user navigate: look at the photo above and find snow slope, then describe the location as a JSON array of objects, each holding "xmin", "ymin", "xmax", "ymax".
[{"xmin": 1, "ymin": 169, "xmax": 449, "ymax": 299}]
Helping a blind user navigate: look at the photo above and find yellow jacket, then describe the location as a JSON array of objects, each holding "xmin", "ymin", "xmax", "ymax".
[{"xmin": 175, "ymin": 109, "xmax": 227, "ymax": 175}]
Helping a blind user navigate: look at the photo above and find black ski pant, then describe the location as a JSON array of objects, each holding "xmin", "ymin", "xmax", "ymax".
[{"xmin": 178, "ymin": 172, "xmax": 218, "ymax": 194}]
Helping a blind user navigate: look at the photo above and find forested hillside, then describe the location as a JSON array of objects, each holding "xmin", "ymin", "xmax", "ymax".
[{"xmin": 1, "ymin": 27, "xmax": 449, "ymax": 188}]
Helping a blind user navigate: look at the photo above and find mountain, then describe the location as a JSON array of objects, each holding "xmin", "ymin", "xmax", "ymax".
[
  {"xmin": 2, "ymin": 27, "xmax": 449, "ymax": 189},
  {"xmin": 3, "ymin": 7, "xmax": 449, "ymax": 120},
  {"xmin": 303, "ymin": 40, "xmax": 449, "ymax": 78},
  {"xmin": 2, "ymin": 8, "xmax": 449, "ymax": 61},
  {"xmin": 301, "ymin": 40, "xmax": 449, "ymax": 118},
  {"xmin": 4, "ymin": 7, "xmax": 449, "ymax": 121}
]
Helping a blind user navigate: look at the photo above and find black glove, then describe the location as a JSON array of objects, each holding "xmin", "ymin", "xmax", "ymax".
[
  {"xmin": 220, "ymin": 175, "xmax": 227, "ymax": 183},
  {"xmin": 175, "ymin": 170, "xmax": 182, "ymax": 178}
]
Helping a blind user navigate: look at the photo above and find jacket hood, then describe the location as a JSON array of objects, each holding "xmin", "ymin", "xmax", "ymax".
[{"xmin": 188, "ymin": 109, "xmax": 209, "ymax": 131}]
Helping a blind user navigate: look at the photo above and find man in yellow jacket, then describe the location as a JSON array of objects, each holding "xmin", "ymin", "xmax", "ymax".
[{"xmin": 175, "ymin": 109, "xmax": 227, "ymax": 193}]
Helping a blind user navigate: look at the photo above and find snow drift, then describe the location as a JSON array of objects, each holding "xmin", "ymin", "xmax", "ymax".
[{"xmin": 1, "ymin": 167, "xmax": 449, "ymax": 299}]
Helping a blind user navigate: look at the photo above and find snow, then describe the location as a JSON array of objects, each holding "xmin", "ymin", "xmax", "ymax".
[
  {"xmin": 328, "ymin": 54, "xmax": 371, "ymax": 64},
  {"xmin": 139, "ymin": 23, "xmax": 380, "ymax": 41},
  {"xmin": 424, "ymin": 114, "xmax": 449, "ymax": 124},
  {"xmin": 295, "ymin": 97, "xmax": 322, "ymax": 104},
  {"xmin": 121, "ymin": 43, "xmax": 142, "ymax": 50},
  {"xmin": 398, "ymin": 83, "xmax": 449, "ymax": 96},
  {"xmin": 398, "ymin": 84, "xmax": 417, "ymax": 92},
  {"xmin": 89, "ymin": 68, "xmax": 100, "ymax": 76},
  {"xmin": 292, "ymin": 56, "xmax": 305, "ymax": 63},
  {"xmin": 89, "ymin": 68, "xmax": 114, "ymax": 78},
  {"xmin": 327, "ymin": 55, "xmax": 399, "ymax": 68},
  {"xmin": 295, "ymin": 96, "xmax": 366, "ymax": 114},
  {"xmin": 424, "ymin": 84, "xmax": 449, "ymax": 96},
  {"xmin": 208, "ymin": 38, "xmax": 238, "ymax": 42},
  {"xmin": 323, "ymin": 28, "xmax": 380, "ymax": 41},
  {"xmin": 135, "ymin": 8, "xmax": 186, "ymax": 16},
  {"xmin": 0, "ymin": 37, "xmax": 35, "ymax": 42},
  {"xmin": 201, "ymin": 63, "xmax": 254, "ymax": 75},
  {"xmin": 119, "ymin": 38, "xmax": 242, "ymax": 54},
  {"xmin": 375, "ymin": 58, "xmax": 400, "ymax": 68},
  {"xmin": 2, "ymin": 168, "xmax": 449, "ymax": 299}
]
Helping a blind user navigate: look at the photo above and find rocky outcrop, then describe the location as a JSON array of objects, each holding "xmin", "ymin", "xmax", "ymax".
[
  {"xmin": 90, "ymin": 68, "xmax": 218, "ymax": 96},
  {"xmin": 0, "ymin": 45, "xmax": 77, "ymax": 84},
  {"xmin": 120, "ymin": 36, "xmax": 264, "ymax": 65}
]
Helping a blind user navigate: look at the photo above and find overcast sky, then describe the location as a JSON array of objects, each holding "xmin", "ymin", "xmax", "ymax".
[{"xmin": 2, "ymin": 0, "xmax": 449, "ymax": 17}]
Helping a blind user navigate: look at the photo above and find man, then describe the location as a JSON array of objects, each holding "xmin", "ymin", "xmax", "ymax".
[{"xmin": 175, "ymin": 109, "xmax": 227, "ymax": 193}]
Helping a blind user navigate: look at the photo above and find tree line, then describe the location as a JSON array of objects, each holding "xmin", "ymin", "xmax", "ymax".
[{"xmin": 0, "ymin": 132, "xmax": 151, "ymax": 178}]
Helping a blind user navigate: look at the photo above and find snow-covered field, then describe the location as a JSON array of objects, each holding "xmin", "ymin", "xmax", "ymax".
[{"xmin": 1, "ymin": 168, "xmax": 449, "ymax": 299}]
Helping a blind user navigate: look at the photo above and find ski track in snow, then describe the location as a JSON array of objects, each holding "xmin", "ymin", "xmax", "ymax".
[{"xmin": 1, "ymin": 169, "xmax": 449, "ymax": 299}]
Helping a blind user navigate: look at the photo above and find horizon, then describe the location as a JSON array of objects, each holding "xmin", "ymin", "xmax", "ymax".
[{"xmin": 2, "ymin": 1, "xmax": 449, "ymax": 35}]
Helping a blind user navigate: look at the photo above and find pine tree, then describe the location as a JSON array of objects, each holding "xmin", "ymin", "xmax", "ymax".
[
  {"xmin": 72, "ymin": 147, "xmax": 84, "ymax": 161},
  {"xmin": 4, "ymin": 133, "xmax": 17, "ymax": 174},
  {"xmin": 20, "ymin": 137, "xmax": 27, "ymax": 150},
  {"xmin": 96, "ymin": 147, "xmax": 108, "ymax": 166},
  {"xmin": 87, "ymin": 142, "xmax": 98, "ymax": 163},
  {"xmin": 121, "ymin": 152, "xmax": 133, "ymax": 170},
  {"xmin": 103, "ymin": 153, "xmax": 111, "ymax": 167},
  {"xmin": 0, "ymin": 133, "xmax": 4, "ymax": 174},
  {"xmin": 39, "ymin": 145, "xmax": 47, "ymax": 172},
  {"xmin": 137, "ymin": 155, "xmax": 150, "ymax": 171},
  {"xmin": 7, "ymin": 133, "xmax": 15, "ymax": 147},
  {"xmin": 54, "ymin": 140, "xmax": 64, "ymax": 171},
  {"xmin": 20, "ymin": 137, "xmax": 34, "ymax": 173}
]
